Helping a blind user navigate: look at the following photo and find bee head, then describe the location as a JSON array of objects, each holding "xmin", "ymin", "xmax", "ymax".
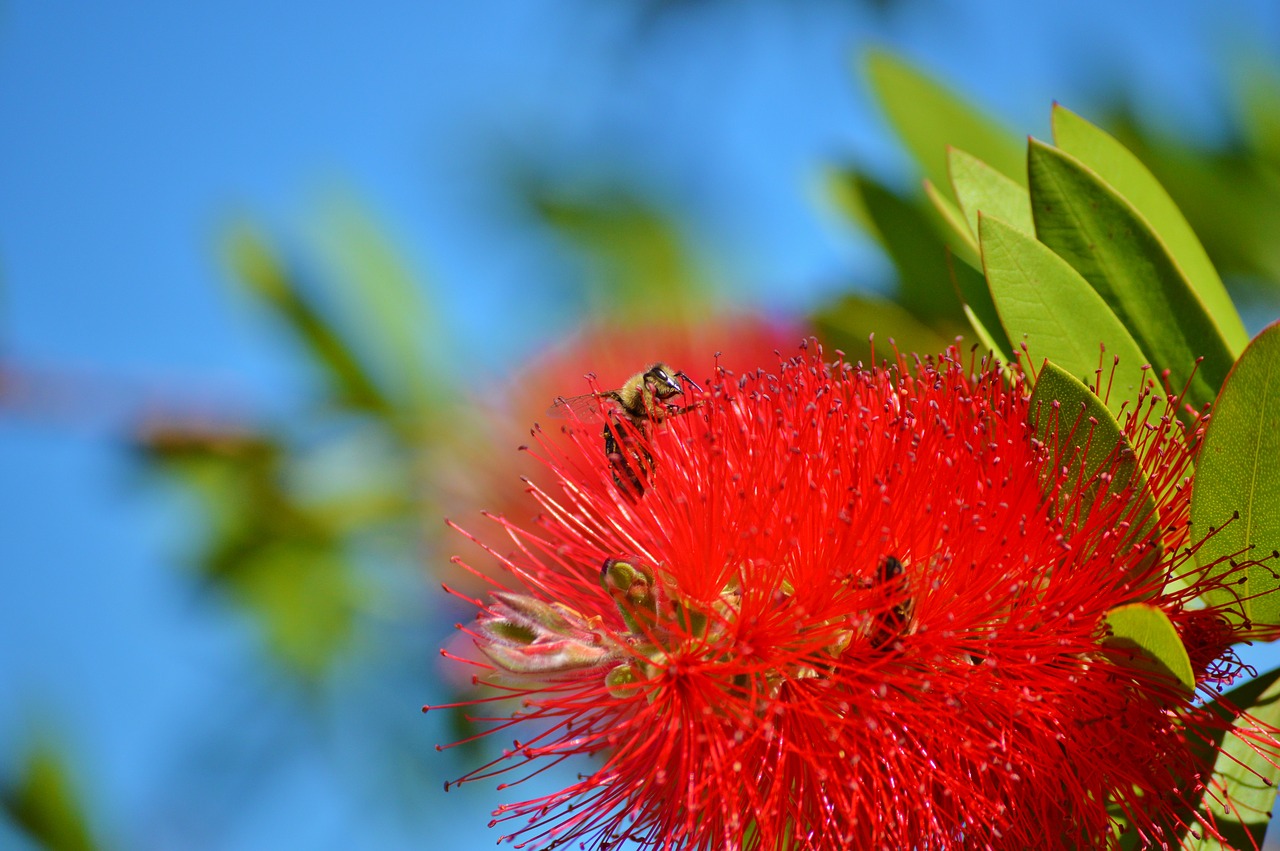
[
  {"xmin": 645, "ymin": 363, "xmax": 700, "ymax": 400},
  {"xmin": 645, "ymin": 364, "xmax": 683, "ymax": 400}
]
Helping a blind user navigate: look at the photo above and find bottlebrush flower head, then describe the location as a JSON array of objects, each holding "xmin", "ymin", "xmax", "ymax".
[
  {"xmin": 432, "ymin": 342, "xmax": 1275, "ymax": 850},
  {"xmin": 439, "ymin": 314, "xmax": 805, "ymax": 594}
]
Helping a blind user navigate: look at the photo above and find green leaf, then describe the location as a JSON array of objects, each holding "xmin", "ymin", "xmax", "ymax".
[
  {"xmin": 139, "ymin": 426, "xmax": 365, "ymax": 682},
  {"xmin": 814, "ymin": 293, "xmax": 956, "ymax": 367},
  {"xmin": 836, "ymin": 173, "xmax": 965, "ymax": 323},
  {"xmin": 1050, "ymin": 105, "xmax": 1249, "ymax": 356},
  {"xmin": 863, "ymin": 49, "xmax": 1025, "ymax": 199},
  {"xmin": 1102, "ymin": 603, "xmax": 1195, "ymax": 697},
  {"xmin": 1028, "ymin": 139, "xmax": 1235, "ymax": 412},
  {"xmin": 1028, "ymin": 361, "xmax": 1158, "ymax": 554},
  {"xmin": 950, "ymin": 147, "xmax": 1034, "ymax": 238},
  {"xmin": 979, "ymin": 213, "xmax": 1150, "ymax": 415},
  {"xmin": 922, "ymin": 178, "xmax": 1010, "ymax": 362},
  {"xmin": 312, "ymin": 197, "xmax": 448, "ymax": 418},
  {"xmin": 224, "ymin": 223, "xmax": 397, "ymax": 419},
  {"xmin": 2, "ymin": 744, "xmax": 100, "ymax": 851},
  {"xmin": 531, "ymin": 189, "xmax": 711, "ymax": 323},
  {"xmin": 230, "ymin": 542, "xmax": 364, "ymax": 683},
  {"xmin": 1184, "ymin": 667, "xmax": 1280, "ymax": 849},
  {"xmin": 1191, "ymin": 321, "xmax": 1280, "ymax": 625},
  {"xmin": 824, "ymin": 165, "xmax": 876, "ymax": 235},
  {"xmin": 923, "ymin": 178, "xmax": 980, "ymax": 268},
  {"xmin": 1107, "ymin": 110, "xmax": 1280, "ymax": 290}
]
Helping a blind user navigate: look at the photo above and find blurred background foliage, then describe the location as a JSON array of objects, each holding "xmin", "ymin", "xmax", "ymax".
[{"xmin": 4, "ymin": 2, "xmax": 1280, "ymax": 849}]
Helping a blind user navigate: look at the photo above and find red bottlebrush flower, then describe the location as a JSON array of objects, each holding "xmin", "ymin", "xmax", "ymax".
[
  {"xmin": 433, "ymin": 343, "xmax": 1276, "ymax": 850},
  {"xmin": 440, "ymin": 314, "xmax": 805, "ymax": 593}
]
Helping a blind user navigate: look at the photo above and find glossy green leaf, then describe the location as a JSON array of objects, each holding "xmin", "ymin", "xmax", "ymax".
[
  {"xmin": 836, "ymin": 172, "xmax": 965, "ymax": 323},
  {"xmin": 863, "ymin": 49, "xmax": 1025, "ymax": 199},
  {"xmin": 1028, "ymin": 139, "xmax": 1235, "ymax": 412},
  {"xmin": 1102, "ymin": 603, "xmax": 1195, "ymax": 697},
  {"xmin": 1028, "ymin": 361, "xmax": 1157, "ymax": 552},
  {"xmin": 950, "ymin": 147, "xmax": 1034, "ymax": 238},
  {"xmin": 980, "ymin": 214, "xmax": 1150, "ymax": 415},
  {"xmin": 1051, "ymin": 105, "xmax": 1248, "ymax": 356},
  {"xmin": 1192, "ymin": 321, "xmax": 1280, "ymax": 625},
  {"xmin": 1184, "ymin": 667, "xmax": 1280, "ymax": 849}
]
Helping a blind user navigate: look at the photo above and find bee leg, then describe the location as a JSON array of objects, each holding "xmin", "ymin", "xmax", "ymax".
[
  {"xmin": 868, "ymin": 555, "xmax": 912, "ymax": 650},
  {"xmin": 603, "ymin": 423, "xmax": 647, "ymax": 497},
  {"xmin": 661, "ymin": 400, "xmax": 704, "ymax": 418}
]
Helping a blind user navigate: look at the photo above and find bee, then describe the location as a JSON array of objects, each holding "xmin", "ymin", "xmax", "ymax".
[
  {"xmin": 551, "ymin": 363, "xmax": 701, "ymax": 495},
  {"xmin": 867, "ymin": 555, "xmax": 913, "ymax": 650}
]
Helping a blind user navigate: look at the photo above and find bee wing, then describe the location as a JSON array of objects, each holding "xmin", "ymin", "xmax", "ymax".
[{"xmin": 547, "ymin": 392, "xmax": 611, "ymax": 422}]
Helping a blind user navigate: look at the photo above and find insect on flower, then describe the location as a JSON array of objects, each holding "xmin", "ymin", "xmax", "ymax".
[
  {"xmin": 434, "ymin": 343, "xmax": 1280, "ymax": 851},
  {"xmin": 866, "ymin": 554, "xmax": 912, "ymax": 650},
  {"xmin": 550, "ymin": 362, "xmax": 701, "ymax": 495}
]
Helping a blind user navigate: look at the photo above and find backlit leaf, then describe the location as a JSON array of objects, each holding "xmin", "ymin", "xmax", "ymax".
[
  {"xmin": 950, "ymin": 147, "xmax": 1034, "ymax": 238},
  {"xmin": 922, "ymin": 176, "xmax": 1010, "ymax": 362},
  {"xmin": 532, "ymin": 190, "xmax": 711, "ymax": 324},
  {"xmin": 1102, "ymin": 603, "xmax": 1195, "ymax": 697},
  {"xmin": 1192, "ymin": 321, "xmax": 1280, "ymax": 625},
  {"xmin": 224, "ymin": 223, "xmax": 396, "ymax": 419},
  {"xmin": 312, "ymin": 198, "xmax": 447, "ymax": 419},
  {"xmin": 923, "ymin": 178, "xmax": 980, "ymax": 269}
]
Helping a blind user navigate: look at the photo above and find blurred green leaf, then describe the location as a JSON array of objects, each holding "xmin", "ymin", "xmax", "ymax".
[
  {"xmin": 2, "ymin": 744, "xmax": 99, "ymax": 851},
  {"xmin": 1028, "ymin": 139, "xmax": 1234, "ymax": 412},
  {"xmin": 921, "ymin": 178, "xmax": 1011, "ymax": 362},
  {"xmin": 230, "ymin": 543, "xmax": 364, "ymax": 682},
  {"xmin": 863, "ymin": 48, "xmax": 1026, "ymax": 198},
  {"xmin": 922, "ymin": 178, "xmax": 980, "ymax": 268},
  {"xmin": 1051, "ymin": 105, "xmax": 1248, "ymax": 356},
  {"xmin": 834, "ymin": 171, "xmax": 966, "ymax": 324},
  {"xmin": 1184, "ymin": 667, "xmax": 1280, "ymax": 849},
  {"xmin": 1110, "ymin": 113, "xmax": 1280, "ymax": 290},
  {"xmin": 950, "ymin": 147, "xmax": 1034, "ymax": 238},
  {"xmin": 312, "ymin": 198, "xmax": 448, "ymax": 420},
  {"xmin": 1192, "ymin": 321, "xmax": 1280, "ymax": 625},
  {"xmin": 140, "ymin": 425, "xmax": 367, "ymax": 682},
  {"xmin": 825, "ymin": 164, "xmax": 877, "ymax": 236},
  {"xmin": 1102, "ymin": 603, "xmax": 1195, "ymax": 696},
  {"xmin": 224, "ymin": 223, "xmax": 397, "ymax": 420},
  {"xmin": 1237, "ymin": 62, "xmax": 1280, "ymax": 171},
  {"xmin": 1028, "ymin": 361, "xmax": 1157, "ymax": 554},
  {"xmin": 532, "ymin": 190, "xmax": 711, "ymax": 323},
  {"xmin": 979, "ymin": 213, "xmax": 1150, "ymax": 414},
  {"xmin": 813, "ymin": 292, "xmax": 955, "ymax": 366}
]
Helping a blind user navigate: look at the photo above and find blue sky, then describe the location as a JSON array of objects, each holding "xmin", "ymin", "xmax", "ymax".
[{"xmin": 3, "ymin": 2, "xmax": 1280, "ymax": 849}]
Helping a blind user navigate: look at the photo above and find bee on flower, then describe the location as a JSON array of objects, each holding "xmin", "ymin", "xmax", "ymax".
[{"xmin": 431, "ymin": 342, "xmax": 1278, "ymax": 850}]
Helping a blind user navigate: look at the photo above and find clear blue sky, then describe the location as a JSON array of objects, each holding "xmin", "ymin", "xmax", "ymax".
[{"xmin": 3, "ymin": 2, "xmax": 1280, "ymax": 849}]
